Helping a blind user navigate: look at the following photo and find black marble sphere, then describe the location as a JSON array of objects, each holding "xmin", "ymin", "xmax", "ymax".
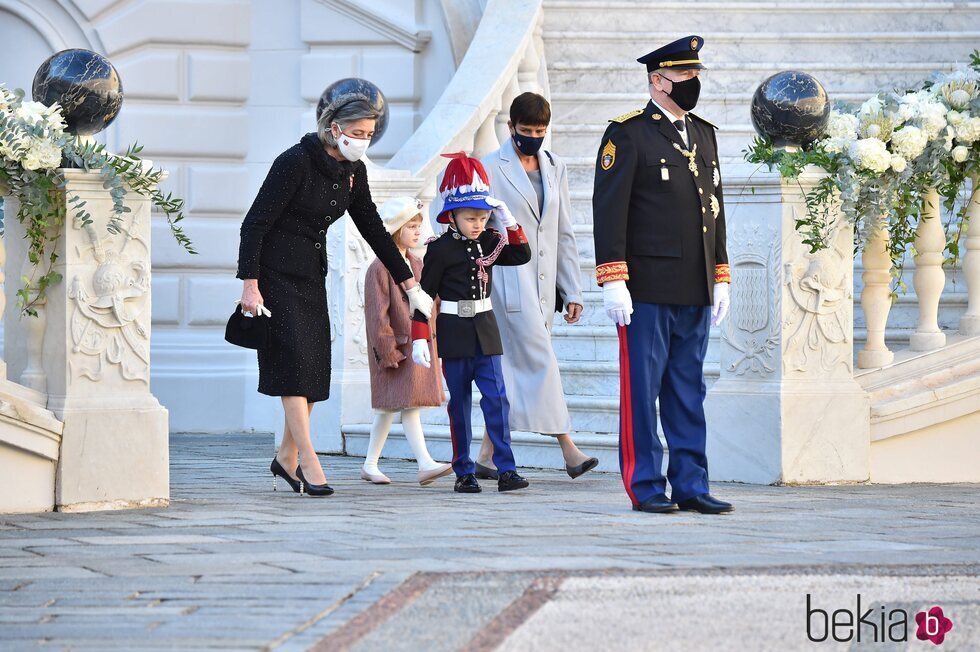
[
  {"xmin": 32, "ymin": 49, "xmax": 123, "ymax": 136},
  {"xmin": 316, "ymin": 78, "xmax": 389, "ymax": 146},
  {"xmin": 750, "ymin": 71, "xmax": 829, "ymax": 148}
]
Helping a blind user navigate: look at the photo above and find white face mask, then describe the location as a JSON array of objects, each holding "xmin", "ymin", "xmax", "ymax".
[{"xmin": 333, "ymin": 125, "xmax": 370, "ymax": 162}]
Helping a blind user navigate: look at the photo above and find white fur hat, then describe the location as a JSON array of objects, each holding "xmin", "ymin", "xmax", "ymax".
[{"xmin": 379, "ymin": 196, "xmax": 424, "ymax": 235}]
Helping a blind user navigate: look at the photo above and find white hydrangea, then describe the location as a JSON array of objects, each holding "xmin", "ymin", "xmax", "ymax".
[
  {"xmin": 890, "ymin": 126, "xmax": 928, "ymax": 160},
  {"xmin": 29, "ymin": 139, "xmax": 63, "ymax": 169},
  {"xmin": 956, "ymin": 117, "xmax": 980, "ymax": 145},
  {"xmin": 916, "ymin": 99, "xmax": 948, "ymax": 140},
  {"xmin": 947, "ymin": 110, "xmax": 966, "ymax": 127},
  {"xmin": 15, "ymin": 100, "xmax": 51, "ymax": 126},
  {"xmin": 890, "ymin": 156, "xmax": 907, "ymax": 172},
  {"xmin": 826, "ymin": 111, "xmax": 859, "ymax": 140},
  {"xmin": 823, "ymin": 136, "xmax": 852, "ymax": 154},
  {"xmin": 952, "ymin": 145, "xmax": 970, "ymax": 163},
  {"xmin": 848, "ymin": 137, "xmax": 892, "ymax": 174}
]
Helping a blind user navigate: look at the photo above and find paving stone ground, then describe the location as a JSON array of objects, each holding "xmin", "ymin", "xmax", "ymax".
[{"xmin": 1, "ymin": 433, "xmax": 978, "ymax": 650}]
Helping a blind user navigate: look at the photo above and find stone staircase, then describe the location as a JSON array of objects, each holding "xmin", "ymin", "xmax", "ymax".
[{"xmin": 536, "ymin": 0, "xmax": 979, "ymax": 441}]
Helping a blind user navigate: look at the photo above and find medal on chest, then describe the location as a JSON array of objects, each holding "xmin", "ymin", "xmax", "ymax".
[{"xmin": 672, "ymin": 142, "xmax": 699, "ymax": 177}]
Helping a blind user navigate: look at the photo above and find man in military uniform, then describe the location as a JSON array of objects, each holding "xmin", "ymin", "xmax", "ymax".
[{"xmin": 592, "ymin": 35, "xmax": 733, "ymax": 514}]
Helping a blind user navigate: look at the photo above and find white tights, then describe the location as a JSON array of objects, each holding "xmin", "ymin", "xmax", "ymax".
[{"xmin": 364, "ymin": 408, "xmax": 440, "ymax": 472}]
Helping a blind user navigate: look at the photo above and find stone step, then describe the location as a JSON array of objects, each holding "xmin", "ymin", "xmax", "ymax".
[
  {"xmin": 551, "ymin": 122, "xmax": 757, "ymax": 160},
  {"xmin": 542, "ymin": 1, "xmax": 979, "ymax": 33},
  {"xmin": 542, "ymin": 30, "xmax": 980, "ymax": 66},
  {"xmin": 423, "ymin": 390, "xmax": 623, "ymax": 434},
  {"xmin": 550, "ymin": 91, "xmax": 872, "ymax": 128},
  {"xmin": 546, "ymin": 61, "xmax": 965, "ymax": 96}
]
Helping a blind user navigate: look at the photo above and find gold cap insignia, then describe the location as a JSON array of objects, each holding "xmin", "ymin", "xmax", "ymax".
[
  {"xmin": 690, "ymin": 37, "xmax": 699, "ymax": 50},
  {"xmin": 652, "ymin": 113, "xmax": 663, "ymax": 120},
  {"xmin": 600, "ymin": 140, "xmax": 616, "ymax": 170}
]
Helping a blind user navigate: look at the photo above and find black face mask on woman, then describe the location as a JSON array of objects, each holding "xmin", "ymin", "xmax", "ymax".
[
  {"xmin": 512, "ymin": 132, "xmax": 545, "ymax": 157},
  {"xmin": 662, "ymin": 75, "xmax": 701, "ymax": 112}
]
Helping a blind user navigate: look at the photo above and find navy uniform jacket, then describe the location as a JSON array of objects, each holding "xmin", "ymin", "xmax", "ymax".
[
  {"xmin": 412, "ymin": 226, "xmax": 531, "ymax": 358},
  {"xmin": 592, "ymin": 101, "xmax": 729, "ymax": 305}
]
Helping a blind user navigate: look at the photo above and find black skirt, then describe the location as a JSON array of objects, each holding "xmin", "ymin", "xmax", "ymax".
[{"xmin": 256, "ymin": 267, "xmax": 331, "ymax": 402}]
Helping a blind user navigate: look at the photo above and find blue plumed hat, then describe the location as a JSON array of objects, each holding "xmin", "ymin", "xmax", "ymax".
[{"xmin": 436, "ymin": 151, "xmax": 495, "ymax": 224}]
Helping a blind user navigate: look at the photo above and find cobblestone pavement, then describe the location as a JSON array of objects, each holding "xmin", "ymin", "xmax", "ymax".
[{"xmin": 1, "ymin": 434, "xmax": 978, "ymax": 650}]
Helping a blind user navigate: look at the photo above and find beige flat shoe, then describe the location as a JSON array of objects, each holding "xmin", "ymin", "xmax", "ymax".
[
  {"xmin": 360, "ymin": 467, "xmax": 391, "ymax": 484},
  {"xmin": 418, "ymin": 463, "xmax": 453, "ymax": 486}
]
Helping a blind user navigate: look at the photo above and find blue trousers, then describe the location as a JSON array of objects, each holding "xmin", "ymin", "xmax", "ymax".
[
  {"xmin": 441, "ymin": 353, "xmax": 517, "ymax": 477},
  {"xmin": 618, "ymin": 302, "xmax": 711, "ymax": 505}
]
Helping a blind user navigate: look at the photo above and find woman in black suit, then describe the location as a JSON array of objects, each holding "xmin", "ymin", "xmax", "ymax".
[{"xmin": 238, "ymin": 98, "xmax": 433, "ymax": 496}]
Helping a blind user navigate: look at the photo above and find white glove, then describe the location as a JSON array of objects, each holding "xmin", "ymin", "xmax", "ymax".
[
  {"xmin": 711, "ymin": 282, "xmax": 730, "ymax": 326},
  {"xmin": 406, "ymin": 285, "xmax": 433, "ymax": 320},
  {"xmin": 486, "ymin": 197, "xmax": 517, "ymax": 229},
  {"xmin": 412, "ymin": 339, "xmax": 431, "ymax": 368},
  {"xmin": 236, "ymin": 300, "xmax": 272, "ymax": 318},
  {"xmin": 602, "ymin": 280, "xmax": 633, "ymax": 326}
]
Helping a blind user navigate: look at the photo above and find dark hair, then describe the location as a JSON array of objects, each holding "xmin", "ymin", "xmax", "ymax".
[{"xmin": 509, "ymin": 92, "xmax": 551, "ymax": 127}]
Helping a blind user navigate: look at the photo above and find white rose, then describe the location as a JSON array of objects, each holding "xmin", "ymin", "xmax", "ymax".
[
  {"xmin": 890, "ymin": 126, "xmax": 928, "ymax": 160},
  {"xmin": 952, "ymin": 145, "xmax": 969, "ymax": 163},
  {"xmin": 947, "ymin": 110, "xmax": 966, "ymax": 127},
  {"xmin": 21, "ymin": 152, "xmax": 41, "ymax": 170},
  {"xmin": 849, "ymin": 137, "xmax": 892, "ymax": 174},
  {"xmin": 15, "ymin": 100, "xmax": 50, "ymax": 126},
  {"xmin": 890, "ymin": 156, "xmax": 907, "ymax": 172},
  {"xmin": 822, "ymin": 136, "xmax": 852, "ymax": 154}
]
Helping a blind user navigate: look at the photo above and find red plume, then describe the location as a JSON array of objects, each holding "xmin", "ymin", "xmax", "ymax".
[{"xmin": 439, "ymin": 151, "xmax": 490, "ymax": 194}]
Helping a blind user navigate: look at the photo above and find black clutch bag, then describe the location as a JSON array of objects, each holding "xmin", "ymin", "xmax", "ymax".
[{"xmin": 224, "ymin": 306, "xmax": 271, "ymax": 350}]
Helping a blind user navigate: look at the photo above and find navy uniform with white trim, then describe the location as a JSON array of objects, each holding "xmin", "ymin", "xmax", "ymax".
[
  {"xmin": 411, "ymin": 153, "xmax": 532, "ymax": 493},
  {"xmin": 592, "ymin": 36, "xmax": 733, "ymax": 515}
]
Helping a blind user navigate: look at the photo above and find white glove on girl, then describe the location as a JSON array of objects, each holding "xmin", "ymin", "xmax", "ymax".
[
  {"xmin": 412, "ymin": 339, "xmax": 431, "ymax": 368},
  {"xmin": 406, "ymin": 285, "xmax": 434, "ymax": 320}
]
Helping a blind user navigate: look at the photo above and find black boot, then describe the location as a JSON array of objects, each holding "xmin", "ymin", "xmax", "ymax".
[{"xmin": 454, "ymin": 473, "xmax": 482, "ymax": 493}]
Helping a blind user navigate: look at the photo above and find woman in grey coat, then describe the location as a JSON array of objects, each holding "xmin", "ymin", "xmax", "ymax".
[{"xmin": 476, "ymin": 93, "xmax": 598, "ymax": 478}]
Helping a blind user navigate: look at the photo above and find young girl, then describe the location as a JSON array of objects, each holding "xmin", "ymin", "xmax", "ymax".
[{"xmin": 362, "ymin": 196, "xmax": 453, "ymax": 486}]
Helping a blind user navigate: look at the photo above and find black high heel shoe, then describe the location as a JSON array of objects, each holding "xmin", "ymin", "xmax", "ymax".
[
  {"xmin": 270, "ymin": 458, "xmax": 301, "ymax": 493},
  {"xmin": 296, "ymin": 464, "xmax": 334, "ymax": 497}
]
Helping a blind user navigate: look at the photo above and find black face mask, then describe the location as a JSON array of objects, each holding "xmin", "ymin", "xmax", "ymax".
[
  {"xmin": 664, "ymin": 75, "xmax": 701, "ymax": 112},
  {"xmin": 512, "ymin": 132, "xmax": 545, "ymax": 157}
]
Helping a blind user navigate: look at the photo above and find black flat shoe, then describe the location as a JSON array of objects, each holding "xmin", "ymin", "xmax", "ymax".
[
  {"xmin": 474, "ymin": 462, "xmax": 498, "ymax": 480},
  {"xmin": 296, "ymin": 465, "xmax": 334, "ymax": 497},
  {"xmin": 566, "ymin": 457, "xmax": 599, "ymax": 479},
  {"xmin": 632, "ymin": 494, "xmax": 678, "ymax": 513},
  {"xmin": 676, "ymin": 493, "xmax": 733, "ymax": 514},
  {"xmin": 270, "ymin": 458, "xmax": 300, "ymax": 493},
  {"xmin": 455, "ymin": 474, "xmax": 482, "ymax": 493},
  {"xmin": 497, "ymin": 470, "xmax": 529, "ymax": 492}
]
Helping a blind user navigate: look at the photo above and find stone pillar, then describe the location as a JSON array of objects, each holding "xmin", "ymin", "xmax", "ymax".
[
  {"xmin": 960, "ymin": 177, "xmax": 980, "ymax": 336},
  {"xmin": 909, "ymin": 187, "xmax": 947, "ymax": 351},
  {"xmin": 5, "ymin": 169, "xmax": 169, "ymax": 511},
  {"xmin": 705, "ymin": 167, "xmax": 869, "ymax": 484},
  {"xmin": 306, "ymin": 164, "xmax": 430, "ymax": 455}
]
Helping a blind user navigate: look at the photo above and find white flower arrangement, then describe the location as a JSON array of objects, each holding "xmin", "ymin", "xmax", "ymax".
[
  {"xmin": 746, "ymin": 50, "xmax": 980, "ymax": 277},
  {"xmin": 0, "ymin": 83, "xmax": 194, "ymax": 315}
]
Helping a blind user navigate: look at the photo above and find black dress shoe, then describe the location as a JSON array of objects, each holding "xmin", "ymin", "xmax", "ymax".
[
  {"xmin": 566, "ymin": 457, "xmax": 599, "ymax": 479},
  {"xmin": 296, "ymin": 465, "xmax": 335, "ymax": 497},
  {"xmin": 455, "ymin": 474, "xmax": 482, "ymax": 493},
  {"xmin": 676, "ymin": 493, "xmax": 733, "ymax": 514},
  {"xmin": 474, "ymin": 462, "xmax": 499, "ymax": 480},
  {"xmin": 497, "ymin": 470, "xmax": 529, "ymax": 492},
  {"xmin": 632, "ymin": 494, "xmax": 678, "ymax": 513},
  {"xmin": 270, "ymin": 458, "xmax": 301, "ymax": 493}
]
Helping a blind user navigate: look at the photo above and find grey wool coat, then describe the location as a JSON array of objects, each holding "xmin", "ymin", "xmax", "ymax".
[
  {"xmin": 482, "ymin": 138, "xmax": 583, "ymax": 434},
  {"xmin": 364, "ymin": 253, "xmax": 444, "ymax": 411}
]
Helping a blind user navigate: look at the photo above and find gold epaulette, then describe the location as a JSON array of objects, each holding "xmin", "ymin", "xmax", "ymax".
[
  {"xmin": 608, "ymin": 109, "xmax": 644, "ymax": 124},
  {"xmin": 688, "ymin": 112, "xmax": 719, "ymax": 129}
]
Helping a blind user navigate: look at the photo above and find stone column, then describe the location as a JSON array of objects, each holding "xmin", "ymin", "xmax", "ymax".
[
  {"xmin": 5, "ymin": 169, "xmax": 169, "ymax": 511},
  {"xmin": 306, "ymin": 164, "xmax": 430, "ymax": 455},
  {"xmin": 705, "ymin": 167, "xmax": 869, "ymax": 484}
]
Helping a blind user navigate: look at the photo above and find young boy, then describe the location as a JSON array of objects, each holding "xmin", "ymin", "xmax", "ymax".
[{"xmin": 410, "ymin": 152, "xmax": 532, "ymax": 493}]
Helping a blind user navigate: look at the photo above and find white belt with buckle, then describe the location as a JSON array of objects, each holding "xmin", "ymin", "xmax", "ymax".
[{"xmin": 441, "ymin": 298, "xmax": 492, "ymax": 317}]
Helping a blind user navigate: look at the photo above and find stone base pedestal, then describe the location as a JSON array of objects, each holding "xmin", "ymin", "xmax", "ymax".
[{"xmin": 705, "ymin": 167, "xmax": 870, "ymax": 484}]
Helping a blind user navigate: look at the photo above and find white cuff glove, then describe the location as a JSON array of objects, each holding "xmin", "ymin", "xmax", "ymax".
[
  {"xmin": 486, "ymin": 197, "xmax": 517, "ymax": 230},
  {"xmin": 412, "ymin": 339, "xmax": 431, "ymax": 368},
  {"xmin": 711, "ymin": 282, "xmax": 730, "ymax": 326},
  {"xmin": 236, "ymin": 300, "xmax": 272, "ymax": 318},
  {"xmin": 602, "ymin": 279, "xmax": 633, "ymax": 327},
  {"xmin": 406, "ymin": 285, "xmax": 433, "ymax": 320}
]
